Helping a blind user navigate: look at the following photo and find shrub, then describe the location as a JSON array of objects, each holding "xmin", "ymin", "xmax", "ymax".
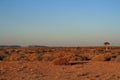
[
  {"xmin": 53, "ymin": 52, "xmax": 75, "ymax": 61},
  {"xmin": 25, "ymin": 53, "xmax": 41, "ymax": 61},
  {"xmin": 104, "ymin": 53, "xmax": 112, "ymax": 61},
  {"xmin": 115, "ymin": 55, "xmax": 120, "ymax": 62},
  {"xmin": 53, "ymin": 52, "xmax": 65, "ymax": 58},
  {"xmin": 8, "ymin": 53, "xmax": 22, "ymax": 61},
  {"xmin": 52, "ymin": 57, "xmax": 69, "ymax": 65},
  {"xmin": 63, "ymin": 53, "xmax": 75, "ymax": 62},
  {"xmin": 0, "ymin": 51, "xmax": 7, "ymax": 60},
  {"xmin": 91, "ymin": 54, "xmax": 106, "ymax": 61},
  {"xmin": 0, "ymin": 53, "xmax": 5, "ymax": 60},
  {"xmin": 70, "ymin": 56, "xmax": 83, "ymax": 61},
  {"xmin": 91, "ymin": 53, "xmax": 112, "ymax": 61},
  {"xmin": 80, "ymin": 53, "xmax": 94, "ymax": 60},
  {"xmin": 41, "ymin": 53, "xmax": 54, "ymax": 61}
]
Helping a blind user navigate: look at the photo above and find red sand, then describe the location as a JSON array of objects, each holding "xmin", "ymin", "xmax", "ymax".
[{"xmin": 1, "ymin": 61, "xmax": 120, "ymax": 80}]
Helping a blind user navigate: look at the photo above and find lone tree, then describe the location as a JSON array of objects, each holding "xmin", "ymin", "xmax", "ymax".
[{"xmin": 104, "ymin": 42, "xmax": 110, "ymax": 51}]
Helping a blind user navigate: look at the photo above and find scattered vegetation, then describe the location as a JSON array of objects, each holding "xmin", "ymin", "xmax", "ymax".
[
  {"xmin": 7, "ymin": 53, "xmax": 22, "ymax": 61},
  {"xmin": 0, "ymin": 47, "xmax": 120, "ymax": 65}
]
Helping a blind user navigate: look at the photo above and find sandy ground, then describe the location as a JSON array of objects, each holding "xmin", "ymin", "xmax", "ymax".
[{"xmin": 0, "ymin": 61, "xmax": 120, "ymax": 80}]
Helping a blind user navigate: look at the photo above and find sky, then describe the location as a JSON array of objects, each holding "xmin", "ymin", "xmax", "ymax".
[{"xmin": 0, "ymin": 0, "xmax": 120, "ymax": 46}]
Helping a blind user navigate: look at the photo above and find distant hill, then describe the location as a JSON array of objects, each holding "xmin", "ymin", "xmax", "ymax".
[
  {"xmin": 28, "ymin": 45, "xmax": 48, "ymax": 48},
  {"xmin": 0, "ymin": 45, "xmax": 21, "ymax": 48}
]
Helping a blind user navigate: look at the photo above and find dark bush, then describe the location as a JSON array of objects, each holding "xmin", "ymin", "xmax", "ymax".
[{"xmin": 52, "ymin": 57, "xmax": 70, "ymax": 65}]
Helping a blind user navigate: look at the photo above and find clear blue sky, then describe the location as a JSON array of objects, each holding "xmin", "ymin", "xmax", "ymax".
[{"xmin": 0, "ymin": 0, "xmax": 120, "ymax": 46}]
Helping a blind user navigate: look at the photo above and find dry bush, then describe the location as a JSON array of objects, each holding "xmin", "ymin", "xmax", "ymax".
[
  {"xmin": 104, "ymin": 53, "xmax": 112, "ymax": 61},
  {"xmin": 41, "ymin": 53, "xmax": 54, "ymax": 61},
  {"xmin": 53, "ymin": 52, "xmax": 75, "ymax": 61},
  {"xmin": 110, "ymin": 53, "xmax": 118, "ymax": 61},
  {"xmin": 25, "ymin": 53, "xmax": 41, "ymax": 61},
  {"xmin": 0, "ymin": 51, "xmax": 7, "ymax": 60},
  {"xmin": 79, "ymin": 53, "xmax": 95, "ymax": 61},
  {"xmin": 70, "ymin": 56, "xmax": 83, "ymax": 61},
  {"xmin": 7, "ymin": 53, "xmax": 22, "ymax": 61},
  {"xmin": 63, "ymin": 53, "xmax": 75, "ymax": 61},
  {"xmin": 53, "ymin": 52, "xmax": 65, "ymax": 58},
  {"xmin": 91, "ymin": 53, "xmax": 112, "ymax": 61},
  {"xmin": 115, "ymin": 55, "xmax": 120, "ymax": 62},
  {"xmin": 91, "ymin": 54, "xmax": 106, "ymax": 61},
  {"xmin": 52, "ymin": 57, "xmax": 69, "ymax": 65}
]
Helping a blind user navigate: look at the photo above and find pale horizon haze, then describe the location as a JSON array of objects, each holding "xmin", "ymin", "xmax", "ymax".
[{"xmin": 0, "ymin": 0, "xmax": 120, "ymax": 46}]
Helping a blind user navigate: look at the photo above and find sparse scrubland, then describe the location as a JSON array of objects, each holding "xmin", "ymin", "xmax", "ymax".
[
  {"xmin": 1, "ymin": 46, "xmax": 120, "ymax": 80},
  {"xmin": 1, "ymin": 47, "xmax": 120, "ymax": 62}
]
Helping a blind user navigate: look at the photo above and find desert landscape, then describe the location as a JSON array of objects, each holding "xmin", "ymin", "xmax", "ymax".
[
  {"xmin": 1, "ymin": 0, "xmax": 120, "ymax": 80},
  {"xmin": 1, "ymin": 46, "xmax": 120, "ymax": 80}
]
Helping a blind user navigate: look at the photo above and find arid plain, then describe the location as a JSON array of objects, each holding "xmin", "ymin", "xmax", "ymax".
[{"xmin": 1, "ymin": 46, "xmax": 120, "ymax": 80}]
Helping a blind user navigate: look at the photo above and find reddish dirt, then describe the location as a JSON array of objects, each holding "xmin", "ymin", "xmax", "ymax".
[{"xmin": 1, "ymin": 61, "xmax": 120, "ymax": 80}]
